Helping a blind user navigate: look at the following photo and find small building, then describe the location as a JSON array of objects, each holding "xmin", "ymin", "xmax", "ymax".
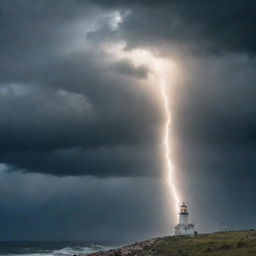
[{"xmin": 175, "ymin": 203, "xmax": 195, "ymax": 236}]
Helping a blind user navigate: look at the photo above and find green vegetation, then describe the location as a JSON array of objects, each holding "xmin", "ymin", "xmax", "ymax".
[{"xmin": 138, "ymin": 230, "xmax": 256, "ymax": 256}]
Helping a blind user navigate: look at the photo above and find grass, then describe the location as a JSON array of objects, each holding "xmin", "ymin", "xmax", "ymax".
[{"xmin": 137, "ymin": 230, "xmax": 256, "ymax": 256}]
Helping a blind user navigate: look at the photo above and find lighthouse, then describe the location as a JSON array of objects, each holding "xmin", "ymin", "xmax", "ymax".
[{"xmin": 175, "ymin": 203, "xmax": 195, "ymax": 236}]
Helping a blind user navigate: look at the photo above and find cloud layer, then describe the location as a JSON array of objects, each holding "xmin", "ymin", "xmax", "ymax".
[{"xmin": 0, "ymin": 0, "xmax": 256, "ymax": 240}]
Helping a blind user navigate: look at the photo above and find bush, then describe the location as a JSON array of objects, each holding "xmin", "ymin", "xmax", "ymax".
[
  {"xmin": 236, "ymin": 241, "xmax": 246, "ymax": 248},
  {"xmin": 218, "ymin": 244, "xmax": 232, "ymax": 250},
  {"xmin": 205, "ymin": 248, "xmax": 212, "ymax": 253}
]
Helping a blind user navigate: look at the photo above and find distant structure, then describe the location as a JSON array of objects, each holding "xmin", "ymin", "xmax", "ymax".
[
  {"xmin": 220, "ymin": 222, "xmax": 227, "ymax": 232},
  {"xmin": 175, "ymin": 202, "xmax": 195, "ymax": 236}
]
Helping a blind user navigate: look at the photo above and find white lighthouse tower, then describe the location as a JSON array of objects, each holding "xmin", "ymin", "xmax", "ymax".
[{"xmin": 175, "ymin": 203, "xmax": 195, "ymax": 236}]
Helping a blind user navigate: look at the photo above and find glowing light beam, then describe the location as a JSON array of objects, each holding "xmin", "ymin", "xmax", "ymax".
[
  {"xmin": 159, "ymin": 77, "xmax": 181, "ymax": 215},
  {"xmin": 108, "ymin": 43, "xmax": 181, "ymax": 218}
]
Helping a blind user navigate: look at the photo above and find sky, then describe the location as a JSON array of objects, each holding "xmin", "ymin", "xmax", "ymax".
[{"xmin": 0, "ymin": 0, "xmax": 256, "ymax": 242}]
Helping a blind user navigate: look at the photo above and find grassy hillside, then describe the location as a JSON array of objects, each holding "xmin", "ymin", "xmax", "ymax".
[{"xmin": 137, "ymin": 230, "xmax": 256, "ymax": 256}]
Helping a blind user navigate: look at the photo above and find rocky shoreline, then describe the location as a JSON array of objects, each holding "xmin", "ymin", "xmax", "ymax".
[
  {"xmin": 77, "ymin": 238, "xmax": 156, "ymax": 256},
  {"xmin": 75, "ymin": 230, "xmax": 256, "ymax": 256}
]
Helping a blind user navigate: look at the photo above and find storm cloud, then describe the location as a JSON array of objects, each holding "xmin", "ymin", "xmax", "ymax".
[
  {"xmin": 0, "ymin": 0, "xmax": 163, "ymax": 177},
  {"xmin": 95, "ymin": 0, "xmax": 256, "ymax": 55},
  {"xmin": 0, "ymin": 0, "xmax": 256, "ymax": 241}
]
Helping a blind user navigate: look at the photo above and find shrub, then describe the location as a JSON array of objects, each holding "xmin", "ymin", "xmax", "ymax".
[
  {"xmin": 218, "ymin": 244, "xmax": 232, "ymax": 250},
  {"xmin": 251, "ymin": 231, "xmax": 256, "ymax": 237},
  {"xmin": 236, "ymin": 241, "xmax": 246, "ymax": 248},
  {"xmin": 205, "ymin": 248, "xmax": 212, "ymax": 252}
]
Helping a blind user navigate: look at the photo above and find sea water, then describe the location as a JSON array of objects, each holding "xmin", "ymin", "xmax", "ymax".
[{"xmin": 0, "ymin": 241, "xmax": 118, "ymax": 256}]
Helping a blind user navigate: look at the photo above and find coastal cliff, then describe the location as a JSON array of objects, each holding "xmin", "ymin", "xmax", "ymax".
[{"xmin": 78, "ymin": 230, "xmax": 256, "ymax": 256}]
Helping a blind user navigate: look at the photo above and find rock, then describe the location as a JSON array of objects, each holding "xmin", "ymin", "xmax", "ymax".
[{"xmin": 78, "ymin": 239, "xmax": 156, "ymax": 256}]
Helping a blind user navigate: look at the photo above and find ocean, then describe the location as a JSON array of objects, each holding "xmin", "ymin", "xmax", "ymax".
[{"xmin": 0, "ymin": 241, "xmax": 118, "ymax": 256}]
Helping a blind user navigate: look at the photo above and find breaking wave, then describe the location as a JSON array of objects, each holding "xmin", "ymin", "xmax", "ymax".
[{"xmin": 0, "ymin": 242, "xmax": 117, "ymax": 256}]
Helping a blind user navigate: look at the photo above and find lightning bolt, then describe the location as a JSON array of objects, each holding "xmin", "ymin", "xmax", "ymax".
[
  {"xmin": 109, "ymin": 43, "xmax": 181, "ymax": 218},
  {"xmin": 159, "ymin": 77, "xmax": 181, "ymax": 217}
]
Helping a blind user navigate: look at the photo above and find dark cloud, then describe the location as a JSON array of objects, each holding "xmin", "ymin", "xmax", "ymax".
[
  {"xmin": 0, "ymin": 146, "xmax": 162, "ymax": 177},
  {"xmin": 111, "ymin": 59, "xmax": 150, "ymax": 79},
  {"xmin": 1, "ymin": 0, "xmax": 255, "ymax": 178},
  {"xmin": 0, "ymin": 0, "xmax": 256, "ymax": 241},
  {"xmin": 169, "ymin": 54, "xmax": 256, "ymax": 232},
  {"xmin": 0, "ymin": 54, "xmax": 162, "ymax": 176},
  {"xmin": 0, "ymin": 0, "xmax": 163, "ymax": 177},
  {"xmin": 172, "ymin": 55, "xmax": 256, "ymax": 146},
  {"xmin": 0, "ymin": 169, "xmax": 171, "ymax": 241},
  {"xmin": 94, "ymin": 0, "xmax": 256, "ymax": 55}
]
